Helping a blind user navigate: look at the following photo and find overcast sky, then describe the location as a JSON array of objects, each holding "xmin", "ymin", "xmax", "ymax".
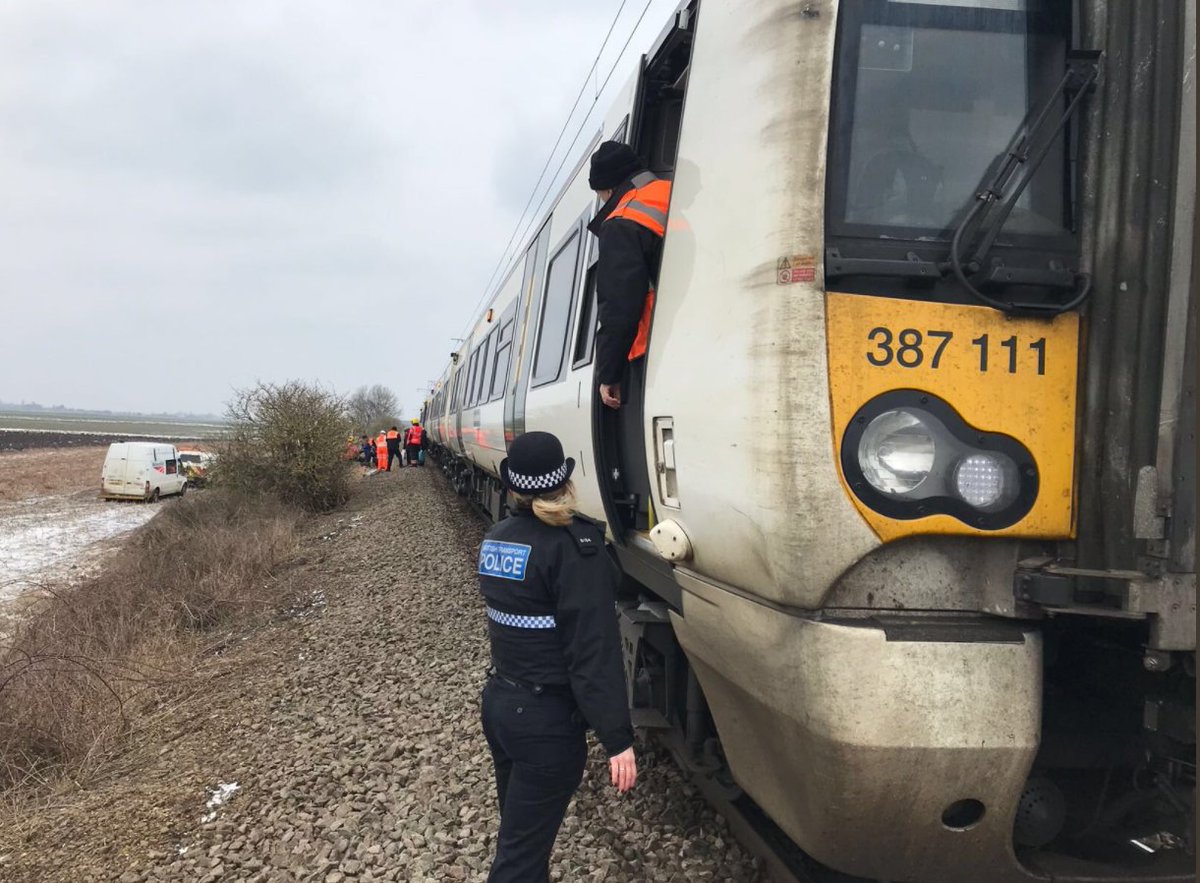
[{"xmin": 0, "ymin": 0, "xmax": 680, "ymax": 417}]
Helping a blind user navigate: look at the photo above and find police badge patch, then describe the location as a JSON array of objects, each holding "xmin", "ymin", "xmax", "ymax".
[{"xmin": 478, "ymin": 540, "xmax": 532, "ymax": 581}]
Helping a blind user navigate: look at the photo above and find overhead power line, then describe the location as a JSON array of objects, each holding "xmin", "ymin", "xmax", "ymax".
[
  {"xmin": 477, "ymin": 0, "xmax": 630, "ymax": 301},
  {"xmin": 454, "ymin": 0, "xmax": 657, "ymax": 345},
  {"xmin": 503, "ymin": 0, "xmax": 657, "ymax": 271}
]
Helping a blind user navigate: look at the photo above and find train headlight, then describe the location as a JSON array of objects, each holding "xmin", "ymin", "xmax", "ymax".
[
  {"xmin": 841, "ymin": 391, "xmax": 1039, "ymax": 530},
  {"xmin": 953, "ymin": 453, "xmax": 1018, "ymax": 510},
  {"xmin": 858, "ymin": 409, "xmax": 936, "ymax": 495}
]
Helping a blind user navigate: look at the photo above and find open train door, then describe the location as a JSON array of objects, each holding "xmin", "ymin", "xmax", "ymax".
[{"xmin": 593, "ymin": 3, "xmax": 696, "ymax": 542}]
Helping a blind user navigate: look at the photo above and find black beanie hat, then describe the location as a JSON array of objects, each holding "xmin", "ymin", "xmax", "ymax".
[
  {"xmin": 588, "ymin": 141, "xmax": 644, "ymax": 191},
  {"xmin": 500, "ymin": 431, "xmax": 575, "ymax": 495}
]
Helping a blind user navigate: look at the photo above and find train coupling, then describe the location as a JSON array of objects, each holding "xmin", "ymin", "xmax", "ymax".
[{"xmin": 1014, "ymin": 559, "xmax": 1196, "ymax": 651}]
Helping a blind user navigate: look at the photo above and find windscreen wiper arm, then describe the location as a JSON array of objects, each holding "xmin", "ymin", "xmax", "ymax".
[{"xmin": 948, "ymin": 50, "xmax": 1102, "ymax": 315}]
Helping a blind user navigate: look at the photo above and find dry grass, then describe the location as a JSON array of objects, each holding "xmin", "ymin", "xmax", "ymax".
[
  {"xmin": 0, "ymin": 489, "xmax": 300, "ymax": 792},
  {"xmin": 0, "ymin": 447, "xmax": 108, "ymax": 502}
]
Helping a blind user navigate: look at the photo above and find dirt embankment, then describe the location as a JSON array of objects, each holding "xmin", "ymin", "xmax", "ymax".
[{"xmin": 0, "ymin": 469, "xmax": 766, "ymax": 883}]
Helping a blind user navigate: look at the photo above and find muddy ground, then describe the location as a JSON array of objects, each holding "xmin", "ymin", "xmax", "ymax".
[{"xmin": 0, "ymin": 466, "xmax": 766, "ymax": 882}]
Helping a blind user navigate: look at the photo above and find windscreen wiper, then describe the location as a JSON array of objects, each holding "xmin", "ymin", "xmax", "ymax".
[{"xmin": 947, "ymin": 50, "xmax": 1102, "ymax": 315}]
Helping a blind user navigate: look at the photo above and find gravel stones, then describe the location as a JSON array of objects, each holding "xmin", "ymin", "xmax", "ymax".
[{"xmin": 0, "ymin": 470, "xmax": 767, "ymax": 882}]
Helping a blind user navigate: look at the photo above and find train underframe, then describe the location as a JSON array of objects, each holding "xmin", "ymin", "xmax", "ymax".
[{"xmin": 430, "ymin": 444, "xmax": 1195, "ymax": 882}]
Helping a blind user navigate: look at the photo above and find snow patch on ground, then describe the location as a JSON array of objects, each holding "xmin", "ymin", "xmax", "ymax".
[{"xmin": 0, "ymin": 495, "xmax": 159, "ymax": 605}]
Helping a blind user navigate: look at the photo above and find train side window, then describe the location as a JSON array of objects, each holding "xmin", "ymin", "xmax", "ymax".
[
  {"xmin": 450, "ymin": 367, "xmax": 463, "ymax": 412},
  {"xmin": 467, "ymin": 347, "xmax": 482, "ymax": 407},
  {"xmin": 464, "ymin": 352, "xmax": 476, "ymax": 407},
  {"xmin": 531, "ymin": 226, "xmax": 583, "ymax": 388},
  {"xmin": 489, "ymin": 302, "xmax": 517, "ymax": 402},
  {"xmin": 463, "ymin": 353, "xmax": 474, "ymax": 407},
  {"xmin": 473, "ymin": 334, "xmax": 492, "ymax": 407},
  {"xmin": 571, "ymin": 263, "xmax": 599, "ymax": 369},
  {"xmin": 466, "ymin": 347, "xmax": 477, "ymax": 407},
  {"xmin": 473, "ymin": 336, "xmax": 486, "ymax": 407}
]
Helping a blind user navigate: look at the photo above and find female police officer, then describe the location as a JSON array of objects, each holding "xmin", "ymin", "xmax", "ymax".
[{"xmin": 478, "ymin": 431, "xmax": 636, "ymax": 882}]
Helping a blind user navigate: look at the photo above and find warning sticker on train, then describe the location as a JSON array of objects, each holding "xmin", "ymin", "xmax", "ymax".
[
  {"xmin": 777, "ymin": 255, "xmax": 816, "ymax": 284},
  {"xmin": 478, "ymin": 540, "xmax": 532, "ymax": 581}
]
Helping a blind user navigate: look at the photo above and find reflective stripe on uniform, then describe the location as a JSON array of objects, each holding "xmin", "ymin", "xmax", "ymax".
[
  {"xmin": 607, "ymin": 178, "xmax": 671, "ymax": 237},
  {"xmin": 486, "ymin": 605, "xmax": 557, "ymax": 629},
  {"xmin": 617, "ymin": 199, "xmax": 667, "ymax": 228}
]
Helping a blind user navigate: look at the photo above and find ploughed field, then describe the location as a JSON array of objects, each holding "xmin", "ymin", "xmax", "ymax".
[
  {"xmin": 0, "ymin": 430, "xmax": 193, "ymax": 452},
  {"xmin": 0, "ymin": 467, "xmax": 767, "ymax": 882},
  {"xmin": 0, "ymin": 410, "xmax": 225, "ymax": 450}
]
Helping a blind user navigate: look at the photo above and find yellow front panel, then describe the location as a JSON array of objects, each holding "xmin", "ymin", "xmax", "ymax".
[{"xmin": 825, "ymin": 292, "xmax": 1080, "ymax": 541}]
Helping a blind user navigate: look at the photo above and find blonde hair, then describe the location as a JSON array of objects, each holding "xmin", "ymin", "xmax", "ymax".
[{"xmin": 509, "ymin": 480, "xmax": 577, "ymax": 528}]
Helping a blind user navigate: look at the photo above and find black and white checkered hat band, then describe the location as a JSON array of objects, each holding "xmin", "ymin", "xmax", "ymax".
[{"xmin": 506, "ymin": 462, "xmax": 569, "ymax": 493}]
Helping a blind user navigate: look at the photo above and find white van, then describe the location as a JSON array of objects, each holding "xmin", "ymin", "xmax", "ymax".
[{"xmin": 101, "ymin": 442, "xmax": 188, "ymax": 502}]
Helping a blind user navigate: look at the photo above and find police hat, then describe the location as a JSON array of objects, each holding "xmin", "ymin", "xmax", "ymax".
[{"xmin": 500, "ymin": 431, "xmax": 575, "ymax": 495}]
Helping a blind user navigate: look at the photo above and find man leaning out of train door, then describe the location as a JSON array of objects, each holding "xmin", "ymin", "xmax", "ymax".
[{"xmin": 586, "ymin": 142, "xmax": 670, "ymax": 410}]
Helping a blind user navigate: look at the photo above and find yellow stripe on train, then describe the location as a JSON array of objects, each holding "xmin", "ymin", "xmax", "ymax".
[{"xmin": 825, "ymin": 291, "xmax": 1080, "ymax": 541}]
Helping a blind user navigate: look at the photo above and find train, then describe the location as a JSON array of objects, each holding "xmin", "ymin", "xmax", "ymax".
[{"xmin": 421, "ymin": 2, "xmax": 1196, "ymax": 880}]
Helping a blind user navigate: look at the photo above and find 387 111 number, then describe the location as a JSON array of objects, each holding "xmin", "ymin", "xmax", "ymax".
[{"xmin": 866, "ymin": 327, "xmax": 1047, "ymax": 375}]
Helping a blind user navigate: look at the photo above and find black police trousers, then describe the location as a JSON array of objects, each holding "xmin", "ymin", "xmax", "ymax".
[{"xmin": 481, "ymin": 677, "xmax": 587, "ymax": 883}]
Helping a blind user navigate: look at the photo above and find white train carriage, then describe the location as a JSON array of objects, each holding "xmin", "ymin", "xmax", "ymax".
[{"xmin": 424, "ymin": 2, "xmax": 1196, "ymax": 881}]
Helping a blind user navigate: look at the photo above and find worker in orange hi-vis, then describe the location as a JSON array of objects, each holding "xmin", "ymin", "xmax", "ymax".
[{"xmin": 375, "ymin": 431, "xmax": 389, "ymax": 474}]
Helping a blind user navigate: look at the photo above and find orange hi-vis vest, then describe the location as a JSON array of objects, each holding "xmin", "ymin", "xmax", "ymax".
[
  {"xmin": 406, "ymin": 426, "xmax": 424, "ymax": 446},
  {"xmin": 386, "ymin": 429, "xmax": 399, "ymax": 442},
  {"xmin": 606, "ymin": 172, "xmax": 671, "ymax": 361}
]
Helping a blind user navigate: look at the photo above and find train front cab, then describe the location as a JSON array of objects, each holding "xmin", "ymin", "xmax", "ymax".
[{"xmin": 631, "ymin": 2, "xmax": 1195, "ymax": 882}]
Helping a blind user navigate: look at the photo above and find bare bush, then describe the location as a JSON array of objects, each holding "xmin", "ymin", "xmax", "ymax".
[
  {"xmin": 0, "ymin": 490, "xmax": 300, "ymax": 790},
  {"xmin": 214, "ymin": 380, "xmax": 352, "ymax": 512}
]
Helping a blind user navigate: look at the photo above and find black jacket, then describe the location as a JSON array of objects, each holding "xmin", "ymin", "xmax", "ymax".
[
  {"xmin": 588, "ymin": 178, "xmax": 664, "ymax": 386},
  {"xmin": 477, "ymin": 509, "xmax": 633, "ymax": 756}
]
